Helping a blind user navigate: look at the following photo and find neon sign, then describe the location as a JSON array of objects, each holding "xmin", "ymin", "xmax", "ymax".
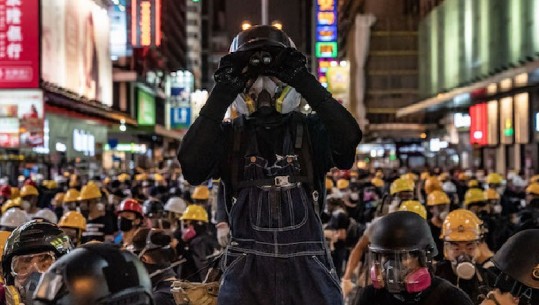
[
  {"xmin": 131, "ymin": 0, "xmax": 161, "ymax": 47},
  {"xmin": 315, "ymin": 0, "xmax": 337, "ymax": 86}
]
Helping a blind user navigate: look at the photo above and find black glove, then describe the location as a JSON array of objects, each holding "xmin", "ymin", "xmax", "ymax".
[
  {"xmin": 263, "ymin": 47, "xmax": 309, "ymax": 89},
  {"xmin": 214, "ymin": 50, "xmax": 254, "ymax": 95}
]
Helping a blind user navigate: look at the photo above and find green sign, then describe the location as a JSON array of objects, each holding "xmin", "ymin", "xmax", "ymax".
[
  {"xmin": 137, "ymin": 89, "xmax": 156, "ymax": 126},
  {"xmin": 315, "ymin": 42, "xmax": 338, "ymax": 58}
]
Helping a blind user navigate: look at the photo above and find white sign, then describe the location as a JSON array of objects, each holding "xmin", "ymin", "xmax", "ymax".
[
  {"xmin": 55, "ymin": 142, "xmax": 67, "ymax": 152},
  {"xmin": 536, "ymin": 113, "xmax": 539, "ymax": 132},
  {"xmin": 73, "ymin": 129, "xmax": 95, "ymax": 156},
  {"xmin": 430, "ymin": 138, "xmax": 448, "ymax": 152},
  {"xmin": 454, "ymin": 113, "xmax": 471, "ymax": 128}
]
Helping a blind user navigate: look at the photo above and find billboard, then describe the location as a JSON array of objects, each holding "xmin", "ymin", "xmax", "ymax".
[
  {"xmin": 41, "ymin": 0, "xmax": 113, "ymax": 106},
  {"xmin": 0, "ymin": 89, "xmax": 44, "ymax": 148},
  {"xmin": 0, "ymin": 0, "xmax": 40, "ymax": 88},
  {"xmin": 131, "ymin": 0, "xmax": 162, "ymax": 47},
  {"xmin": 108, "ymin": 1, "xmax": 131, "ymax": 59},
  {"xmin": 137, "ymin": 88, "xmax": 155, "ymax": 125}
]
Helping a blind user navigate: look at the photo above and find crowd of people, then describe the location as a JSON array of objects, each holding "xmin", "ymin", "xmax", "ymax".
[{"xmin": 0, "ymin": 167, "xmax": 536, "ymax": 304}]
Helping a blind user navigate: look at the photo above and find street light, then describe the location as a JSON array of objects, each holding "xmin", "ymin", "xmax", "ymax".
[
  {"xmin": 271, "ymin": 20, "xmax": 283, "ymax": 30},
  {"xmin": 241, "ymin": 21, "xmax": 252, "ymax": 31}
]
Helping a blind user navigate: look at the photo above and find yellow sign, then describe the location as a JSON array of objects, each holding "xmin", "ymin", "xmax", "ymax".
[
  {"xmin": 140, "ymin": 1, "xmax": 152, "ymax": 46},
  {"xmin": 318, "ymin": 0, "xmax": 335, "ymax": 11}
]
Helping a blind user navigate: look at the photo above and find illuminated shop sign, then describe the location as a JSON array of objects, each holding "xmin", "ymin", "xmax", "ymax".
[
  {"xmin": 469, "ymin": 103, "xmax": 488, "ymax": 146},
  {"xmin": 131, "ymin": 0, "xmax": 161, "ymax": 47},
  {"xmin": 315, "ymin": 0, "xmax": 337, "ymax": 87}
]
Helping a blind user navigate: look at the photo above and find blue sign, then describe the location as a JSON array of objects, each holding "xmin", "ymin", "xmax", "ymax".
[
  {"xmin": 170, "ymin": 107, "xmax": 191, "ymax": 129},
  {"xmin": 316, "ymin": 26, "xmax": 337, "ymax": 42}
]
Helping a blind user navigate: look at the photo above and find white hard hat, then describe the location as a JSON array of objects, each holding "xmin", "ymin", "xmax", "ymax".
[
  {"xmin": 32, "ymin": 208, "xmax": 58, "ymax": 224},
  {"xmin": 164, "ymin": 197, "xmax": 187, "ymax": 214},
  {"xmin": 0, "ymin": 209, "xmax": 28, "ymax": 228}
]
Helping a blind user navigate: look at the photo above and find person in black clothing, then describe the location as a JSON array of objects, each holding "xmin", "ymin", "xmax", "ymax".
[
  {"xmin": 513, "ymin": 184, "xmax": 539, "ymax": 233},
  {"xmin": 131, "ymin": 228, "xmax": 177, "ymax": 305},
  {"xmin": 178, "ymin": 25, "xmax": 361, "ymax": 305},
  {"xmin": 325, "ymin": 196, "xmax": 351, "ymax": 278},
  {"xmin": 435, "ymin": 209, "xmax": 493, "ymax": 304},
  {"xmin": 355, "ymin": 211, "xmax": 473, "ymax": 305}
]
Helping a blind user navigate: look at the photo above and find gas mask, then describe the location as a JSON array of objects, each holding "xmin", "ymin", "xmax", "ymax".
[
  {"xmin": 369, "ymin": 250, "xmax": 432, "ymax": 295},
  {"xmin": 452, "ymin": 254, "xmax": 476, "ymax": 280},
  {"xmin": 233, "ymin": 75, "xmax": 302, "ymax": 116},
  {"xmin": 21, "ymin": 200, "xmax": 31, "ymax": 211}
]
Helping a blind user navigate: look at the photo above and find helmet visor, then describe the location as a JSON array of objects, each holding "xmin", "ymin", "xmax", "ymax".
[
  {"xmin": 368, "ymin": 249, "xmax": 426, "ymax": 293},
  {"xmin": 11, "ymin": 251, "xmax": 55, "ymax": 276}
]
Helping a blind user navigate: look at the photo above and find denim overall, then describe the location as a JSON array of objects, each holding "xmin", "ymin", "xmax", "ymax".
[{"xmin": 218, "ymin": 114, "xmax": 343, "ymax": 305}]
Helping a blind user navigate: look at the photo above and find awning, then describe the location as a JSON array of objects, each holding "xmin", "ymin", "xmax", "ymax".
[{"xmin": 396, "ymin": 59, "xmax": 539, "ymax": 117}]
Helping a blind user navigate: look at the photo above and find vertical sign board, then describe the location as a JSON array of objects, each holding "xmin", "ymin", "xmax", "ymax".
[
  {"xmin": 315, "ymin": 0, "xmax": 337, "ymax": 87},
  {"xmin": 131, "ymin": 0, "xmax": 161, "ymax": 47},
  {"xmin": 500, "ymin": 97, "xmax": 514, "ymax": 144},
  {"xmin": 0, "ymin": 0, "xmax": 39, "ymax": 88},
  {"xmin": 137, "ymin": 88, "xmax": 156, "ymax": 125},
  {"xmin": 469, "ymin": 103, "xmax": 488, "ymax": 146},
  {"xmin": 514, "ymin": 93, "xmax": 529, "ymax": 144},
  {"xmin": 170, "ymin": 107, "xmax": 191, "ymax": 129}
]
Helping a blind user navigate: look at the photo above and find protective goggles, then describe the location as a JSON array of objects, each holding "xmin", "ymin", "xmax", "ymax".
[{"xmin": 11, "ymin": 251, "xmax": 55, "ymax": 277}]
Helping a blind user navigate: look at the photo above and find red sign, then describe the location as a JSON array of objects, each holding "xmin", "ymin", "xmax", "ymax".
[
  {"xmin": 131, "ymin": 0, "xmax": 161, "ymax": 47},
  {"xmin": 0, "ymin": 0, "xmax": 39, "ymax": 88},
  {"xmin": 469, "ymin": 103, "xmax": 488, "ymax": 146}
]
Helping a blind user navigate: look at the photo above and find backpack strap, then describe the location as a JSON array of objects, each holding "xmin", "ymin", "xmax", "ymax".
[{"xmin": 230, "ymin": 116, "xmax": 245, "ymax": 199}]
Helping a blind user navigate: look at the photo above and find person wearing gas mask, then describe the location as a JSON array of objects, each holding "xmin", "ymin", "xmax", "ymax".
[
  {"xmin": 435, "ymin": 209, "xmax": 493, "ymax": 304},
  {"xmin": 426, "ymin": 190, "xmax": 451, "ymax": 261},
  {"xmin": 33, "ymin": 242, "xmax": 154, "ymax": 305},
  {"xmin": 384, "ymin": 178, "xmax": 415, "ymax": 215},
  {"xmin": 478, "ymin": 229, "xmax": 539, "ymax": 305},
  {"xmin": 19, "ymin": 185, "xmax": 39, "ymax": 217},
  {"xmin": 178, "ymin": 25, "xmax": 361, "ymax": 305},
  {"xmin": 2, "ymin": 219, "xmax": 72, "ymax": 305},
  {"xmin": 116, "ymin": 198, "xmax": 145, "ymax": 248},
  {"xmin": 61, "ymin": 188, "xmax": 80, "ymax": 212},
  {"xmin": 177, "ymin": 205, "xmax": 219, "ymax": 283},
  {"xmin": 131, "ymin": 228, "xmax": 177, "ymax": 305},
  {"xmin": 79, "ymin": 182, "xmax": 115, "ymax": 243},
  {"xmin": 143, "ymin": 198, "xmax": 167, "ymax": 229},
  {"xmin": 464, "ymin": 189, "xmax": 499, "ymax": 249},
  {"xmin": 512, "ymin": 183, "xmax": 539, "ymax": 233},
  {"xmin": 355, "ymin": 211, "xmax": 473, "ymax": 305}
]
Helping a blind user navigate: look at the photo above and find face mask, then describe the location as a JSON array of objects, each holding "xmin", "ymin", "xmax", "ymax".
[
  {"xmin": 439, "ymin": 210, "xmax": 449, "ymax": 221},
  {"xmin": 349, "ymin": 192, "xmax": 359, "ymax": 201},
  {"xmin": 21, "ymin": 201, "xmax": 31, "ymax": 210},
  {"xmin": 96, "ymin": 203, "xmax": 105, "ymax": 211},
  {"xmin": 118, "ymin": 217, "xmax": 134, "ymax": 232},
  {"xmin": 388, "ymin": 199, "xmax": 401, "ymax": 213},
  {"xmin": 404, "ymin": 267, "xmax": 432, "ymax": 293},
  {"xmin": 453, "ymin": 255, "xmax": 476, "ymax": 280},
  {"xmin": 181, "ymin": 225, "xmax": 197, "ymax": 242},
  {"xmin": 493, "ymin": 204, "xmax": 503, "ymax": 214},
  {"xmin": 371, "ymin": 263, "xmax": 431, "ymax": 294},
  {"xmin": 233, "ymin": 76, "xmax": 301, "ymax": 115},
  {"xmin": 18, "ymin": 271, "xmax": 42, "ymax": 305}
]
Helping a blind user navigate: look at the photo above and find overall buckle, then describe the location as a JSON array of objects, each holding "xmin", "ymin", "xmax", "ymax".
[{"xmin": 274, "ymin": 176, "xmax": 291, "ymax": 187}]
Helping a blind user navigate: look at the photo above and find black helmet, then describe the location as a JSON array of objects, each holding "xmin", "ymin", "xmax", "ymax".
[
  {"xmin": 33, "ymin": 243, "xmax": 154, "ymax": 305},
  {"xmin": 142, "ymin": 199, "xmax": 165, "ymax": 218},
  {"xmin": 491, "ymin": 229, "xmax": 539, "ymax": 301},
  {"xmin": 370, "ymin": 211, "xmax": 437, "ymax": 257},
  {"xmin": 2, "ymin": 219, "xmax": 72, "ymax": 285},
  {"xmin": 229, "ymin": 25, "xmax": 295, "ymax": 52}
]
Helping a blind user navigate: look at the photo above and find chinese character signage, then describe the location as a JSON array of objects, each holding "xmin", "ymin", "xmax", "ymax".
[
  {"xmin": 131, "ymin": 0, "xmax": 162, "ymax": 47},
  {"xmin": 137, "ymin": 88, "xmax": 156, "ymax": 126},
  {"xmin": 41, "ymin": 0, "xmax": 113, "ymax": 106},
  {"xmin": 315, "ymin": 0, "xmax": 337, "ymax": 87},
  {"xmin": 0, "ymin": 0, "xmax": 39, "ymax": 88},
  {"xmin": 0, "ymin": 89, "xmax": 44, "ymax": 148}
]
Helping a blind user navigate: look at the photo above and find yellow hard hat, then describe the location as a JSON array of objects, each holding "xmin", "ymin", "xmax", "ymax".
[
  {"xmin": 375, "ymin": 171, "xmax": 384, "ymax": 179},
  {"xmin": 424, "ymin": 176, "xmax": 443, "ymax": 195},
  {"xmin": 485, "ymin": 188, "xmax": 500, "ymax": 201},
  {"xmin": 135, "ymin": 173, "xmax": 148, "ymax": 181},
  {"xmin": 525, "ymin": 183, "xmax": 539, "ymax": 196},
  {"xmin": 441, "ymin": 209, "xmax": 482, "ymax": 241},
  {"xmin": 420, "ymin": 172, "xmax": 430, "ymax": 181},
  {"xmin": 390, "ymin": 178, "xmax": 415, "ymax": 195},
  {"xmin": 350, "ymin": 171, "xmax": 359, "ymax": 178},
  {"xmin": 463, "ymin": 188, "xmax": 486, "ymax": 206},
  {"xmin": 103, "ymin": 177, "xmax": 111, "ymax": 185},
  {"xmin": 486, "ymin": 173, "xmax": 503, "ymax": 185},
  {"xmin": 64, "ymin": 189, "xmax": 81, "ymax": 203},
  {"xmin": 457, "ymin": 172, "xmax": 470, "ymax": 181},
  {"xmin": 1, "ymin": 198, "xmax": 21, "ymax": 214},
  {"xmin": 78, "ymin": 182, "xmax": 102, "ymax": 201},
  {"xmin": 0, "ymin": 231, "xmax": 11, "ymax": 258},
  {"xmin": 467, "ymin": 179, "xmax": 479, "ymax": 188},
  {"xmin": 325, "ymin": 178, "xmax": 334, "ymax": 190},
  {"xmin": 117, "ymin": 173, "xmax": 131, "ymax": 183},
  {"xmin": 427, "ymin": 190, "xmax": 450, "ymax": 206},
  {"xmin": 337, "ymin": 179, "xmax": 349, "ymax": 190},
  {"xmin": 371, "ymin": 178, "xmax": 384, "ymax": 188},
  {"xmin": 180, "ymin": 204, "xmax": 209, "ymax": 222},
  {"xmin": 154, "ymin": 173, "xmax": 165, "ymax": 182},
  {"xmin": 53, "ymin": 192, "xmax": 65, "ymax": 206},
  {"xmin": 191, "ymin": 186, "xmax": 210, "ymax": 200},
  {"xmin": 399, "ymin": 200, "xmax": 427, "ymax": 219},
  {"xmin": 438, "ymin": 173, "xmax": 450, "ymax": 182},
  {"xmin": 20, "ymin": 185, "xmax": 38, "ymax": 197},
  {"xmin": 46, "ymin": 180, "xmax": 58, "ymax": 190},
  {"xmin": 529, "ymin": 175, "xmax": 539, "ymax": 185},
  {"xmin": 400, "ymin": 173, "xmax": 418, "ymax": 181},
  {"xmin": 9, "ymin": 187, "xmax": 19, "ymax": 199},
  {"xmin": 58, "ymin": 211, "xmax": 87, "ymax": 231}
]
